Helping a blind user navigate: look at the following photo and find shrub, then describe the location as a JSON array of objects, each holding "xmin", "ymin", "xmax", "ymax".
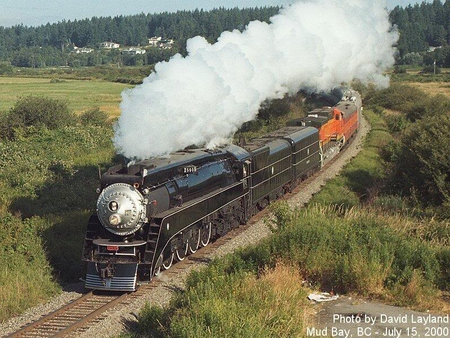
[
  {"xmin": 0, "ymin": 61, "xmax": 14, "ymax": 75},
  {"xmin": 385, "ymin": 114, "xmax": 408, "ymax": 133},
  {"xmin": 79, "ymin": 107, "xmax": 109, "ymax": 126},
  {"xmin": 1, "ymin": 96, "xmax": 75, "ymax": 140},
  {"xmin": 422, "ymin": 64, "xmax": 441, "ymax": 74},
  {"xmin": 366, "ymin": 83, "xmax": 427, "ymax": 113},
  {"xmin": 393, "ymin": 65, "xmax": 407, "ymax": 74},
  {"xmin": 392, "ymin": 113, "xmax": 450, "ymax": 206},
  {"xmin": 257, "ymin": 96, "xmax": 291, "ymax": 121}
]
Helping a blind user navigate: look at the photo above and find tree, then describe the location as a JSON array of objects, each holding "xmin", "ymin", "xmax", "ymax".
[
  {"xmin": 1, "ymin": 96, "xmax": 75, "ymax": 140},
  {"xmin": 392, "ymin": 111, "xmax": 450, "ymax": 206}
]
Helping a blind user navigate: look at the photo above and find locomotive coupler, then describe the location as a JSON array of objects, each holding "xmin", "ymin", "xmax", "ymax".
[{"xmin": 99, "ymin": 261, "xmax": 115, "ymax": 280}]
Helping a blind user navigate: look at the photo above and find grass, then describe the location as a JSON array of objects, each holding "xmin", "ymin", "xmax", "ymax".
[
  {"xmin": 409, "ymin": 81, "xmax": 450, "ymax": 98},
  {"xmin": 135, "ymin": 262, "xmax": 311, "ymax": 338},
  {"xmin": 267, "ymin": 204, "xmax": 448, "ymax": 311},
  {"xmin": 0, "ymin": 77, "xmax": 132, "ymax": 117},
  {"xmin": 0, "ymin": 124, "xmax": 115, "ymax": 322},
  {"xmin": 0, "ymin": 214, "xmax": 61, "ymax": 321}
]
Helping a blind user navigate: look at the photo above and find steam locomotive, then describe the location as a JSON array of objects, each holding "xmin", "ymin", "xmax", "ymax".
[{"xmin": 81, "ymin": 90, "xmax": 362, "ymax": 291}]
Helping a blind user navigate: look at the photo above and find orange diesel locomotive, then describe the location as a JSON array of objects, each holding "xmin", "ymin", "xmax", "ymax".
[{"xmin": 291, "ymin": 90, "xmax": 361, "ymax": 160}]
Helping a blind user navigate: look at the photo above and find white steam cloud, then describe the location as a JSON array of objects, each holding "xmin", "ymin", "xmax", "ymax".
[{"xmin": 114, "ymin": 0, "xmax": 398, "ymax": 160}]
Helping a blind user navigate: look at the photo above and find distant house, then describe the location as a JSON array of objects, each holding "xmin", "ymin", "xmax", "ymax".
[
  {"xmin": 148, "ymin": 36, "xmax": 162, "ymax": 46},
  {"xmin": 160, "ymin": 39, "xmax": 174, "ymax": 49},
  {"xmin": 121, "ymin": 47, "xmax": 146, "ymax": 55},
  {"xmin": 147, "ymin": 36, "xmax": 174, "ymax": 49},
  {"xmin": 100, "ymin": 41, "xmax": 120, "ymax": 49},
  {"xmin": 72, "ymin": 47, "xmax": 94, "ymax": 54},
  {"xmin": 428, "ymin": 46, "xmax": 442, "ymax": 52}
]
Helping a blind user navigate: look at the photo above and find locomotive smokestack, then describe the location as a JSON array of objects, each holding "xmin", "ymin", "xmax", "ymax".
[{"xmin": 114, "ymin": 0, "xmax": 398, "ymax": 160}]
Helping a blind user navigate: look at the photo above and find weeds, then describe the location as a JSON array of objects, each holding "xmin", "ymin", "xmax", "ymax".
[
  {"xmin": 0, "ymin": 115, "xmax": 115, "ymax": 321},
  {"xmin": 136, "ymin": 263, "xmax": 310, "ymax": 338}
]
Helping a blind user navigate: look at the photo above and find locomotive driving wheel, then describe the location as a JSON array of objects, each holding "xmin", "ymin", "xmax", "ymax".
[
  {"xmin": 200, "ymin": 222, "xmax": 212, "ymax": 247},
  {"xmin": 162, "ymin": 252, "xmax": 174, "ymax": 270},
  {"xmin": 189, "ymin": 228, "xmax": 201, "ymax": 254},
  {"xmin": 175, "ymin": 241, "xmax": 188, "ymax": 261},
  {"xmin": 154, "ymin": 265, "xmax": 161, "ymax": 276}
]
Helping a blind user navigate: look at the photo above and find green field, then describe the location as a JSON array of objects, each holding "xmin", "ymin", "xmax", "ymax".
[{"xmin": 0, "ymin": 77, "xmax": 132, "ymax": 117}]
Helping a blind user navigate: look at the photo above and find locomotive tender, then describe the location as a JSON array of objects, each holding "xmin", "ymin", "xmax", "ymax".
[{"xmin": 82, "ymin": 90, "xmax": 361, "ymax": 291}]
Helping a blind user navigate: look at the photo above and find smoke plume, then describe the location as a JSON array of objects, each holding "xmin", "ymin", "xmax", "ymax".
[{"xmin": 114, "ymin": 0, "xmax": 398, "ymax": 160}]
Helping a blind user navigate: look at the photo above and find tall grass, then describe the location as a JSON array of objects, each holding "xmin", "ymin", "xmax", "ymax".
[
  {"xmin": 0, "ymin": 123, "xmax": 115, "ymax": 322},
  {"xmin": 268, "ymin": 204, "xmax": 445, "ymax": 303},
  {"xmin": 0, "ymin": 213, "xmax": 60, "ymax": 321},
  {"xmin": 136, "ymin": 262, "xmax": 310, "ymax": 338},
  {"xmin": 133, "ymin": 202, "xmax": 448, "ymax": 336}
]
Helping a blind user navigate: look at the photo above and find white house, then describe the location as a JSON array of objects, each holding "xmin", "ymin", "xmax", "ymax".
[
  {"xmin": 100, "ymin": 41, "xmax": 120, "ymax": 49},
  {"xmin": 148, "ymin": 36, "xmax": 162, "ymax": 46},
  {"xmin": 121, "ymin": 47, "xmax": 146, "ymax": 55},
  {"xmin": 72, "ymin": 47, "xmax": 94, "ymax": 54}
]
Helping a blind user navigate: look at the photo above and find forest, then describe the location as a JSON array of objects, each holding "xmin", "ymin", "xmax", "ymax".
[
  {"xmin": 3, "ymin": 2, "xmax": 450, "ymax": 70},
  {"xmin": 0, "ymin": 7, "xmax": 278, "ymax": 69},
  {"xmin": 391, "ymin": 0, "xmax": 450, "ymax": 69}
]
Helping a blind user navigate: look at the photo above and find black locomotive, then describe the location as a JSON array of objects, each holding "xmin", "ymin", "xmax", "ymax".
[{"xmin": 82, "ymin": 126, "xmax": 322, "ymax": 291}]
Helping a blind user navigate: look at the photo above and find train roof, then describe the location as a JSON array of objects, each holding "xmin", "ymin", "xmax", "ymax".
[
  {"xmin": 335, "ymin": 101, "xmax": 358, "ymax": 119},
  {"xmin": 338, "ymin": 90, "xmax": 362, "ymax": 117},
  {"xmin": 103, "ymin": 145, "xmax": 250, "ymax": 185},
  {"xmin": 135, "ymin": 148, "xmax": 225, "ymax": 172},
  {"xmin": 288, "ymin": 116, "xmax": 328, "ymax": 128},
  {"xmin": 308, "ymin": 107, "xmax": 334, "ymax": 119},
  {"xmin": 242, "ymin": 126, "xmax": 318, "ymax": 153},
  {"xmin": 223, "ymin": 144, "xmax": 250, "ymax": 162}
]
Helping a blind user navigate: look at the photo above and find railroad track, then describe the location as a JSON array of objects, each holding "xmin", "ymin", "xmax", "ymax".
[{"xmin": 7, "ymin": 292, "xmax": 127, "ymax": 337}]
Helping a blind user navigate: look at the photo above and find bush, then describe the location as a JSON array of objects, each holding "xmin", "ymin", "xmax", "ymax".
[
  {"xmin": 1, "ymin": 96, "xmax": 75, "ymax": 140},
  {"xmin": 422, "ymin": 64, "xmax": 441, "ymax": 74},
  {"xmin": 366, "ymin": 83, "xmax": 428, "ymax": 113},
  {"xmin": 257, "ymin": 97, "xmax": 291, "ymax": 121},
  {"xmin": 79, "ymin": 107, "xmax": 109, "ymax": 126},
  {"xmin": 391, "ymin": 113, "xmax": 450, "ymax": 206},
  {"xmin": 393, "ymin": 65, "xmax": 407, "ymax": 74},
  {"xmin": 385, "ymin": 114, "xmax": 408, "ymax": 133},
  {"xmin": 0, "ymin": 61, "xmax": 14, "ymax": 75}
]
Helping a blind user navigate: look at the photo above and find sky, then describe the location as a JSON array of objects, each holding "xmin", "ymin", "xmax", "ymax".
[{"xmin": 0, "ymin": 0, "xmax": 435, "ymax": 28}]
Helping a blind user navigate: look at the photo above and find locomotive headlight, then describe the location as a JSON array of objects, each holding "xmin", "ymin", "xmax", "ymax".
[
  {"xmin": 109, "ymin": 201, "xmax": 119, "ymax": 211},
  {"xmin": 109, "ymin": 214, "xmax": 121, "ymax": 226}
]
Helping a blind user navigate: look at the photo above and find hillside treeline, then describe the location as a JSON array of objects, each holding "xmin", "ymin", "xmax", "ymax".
[
  {"xmin": 4, "ymin": 3, "xmax": 450, "ymax": 70},
  {"xmin": 0, "ymin": 7, "xmax": 278, "ymax": 69},
  {"xmin": 391, "ymin": 0, "xmax": 450, "ymax": 68}
]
